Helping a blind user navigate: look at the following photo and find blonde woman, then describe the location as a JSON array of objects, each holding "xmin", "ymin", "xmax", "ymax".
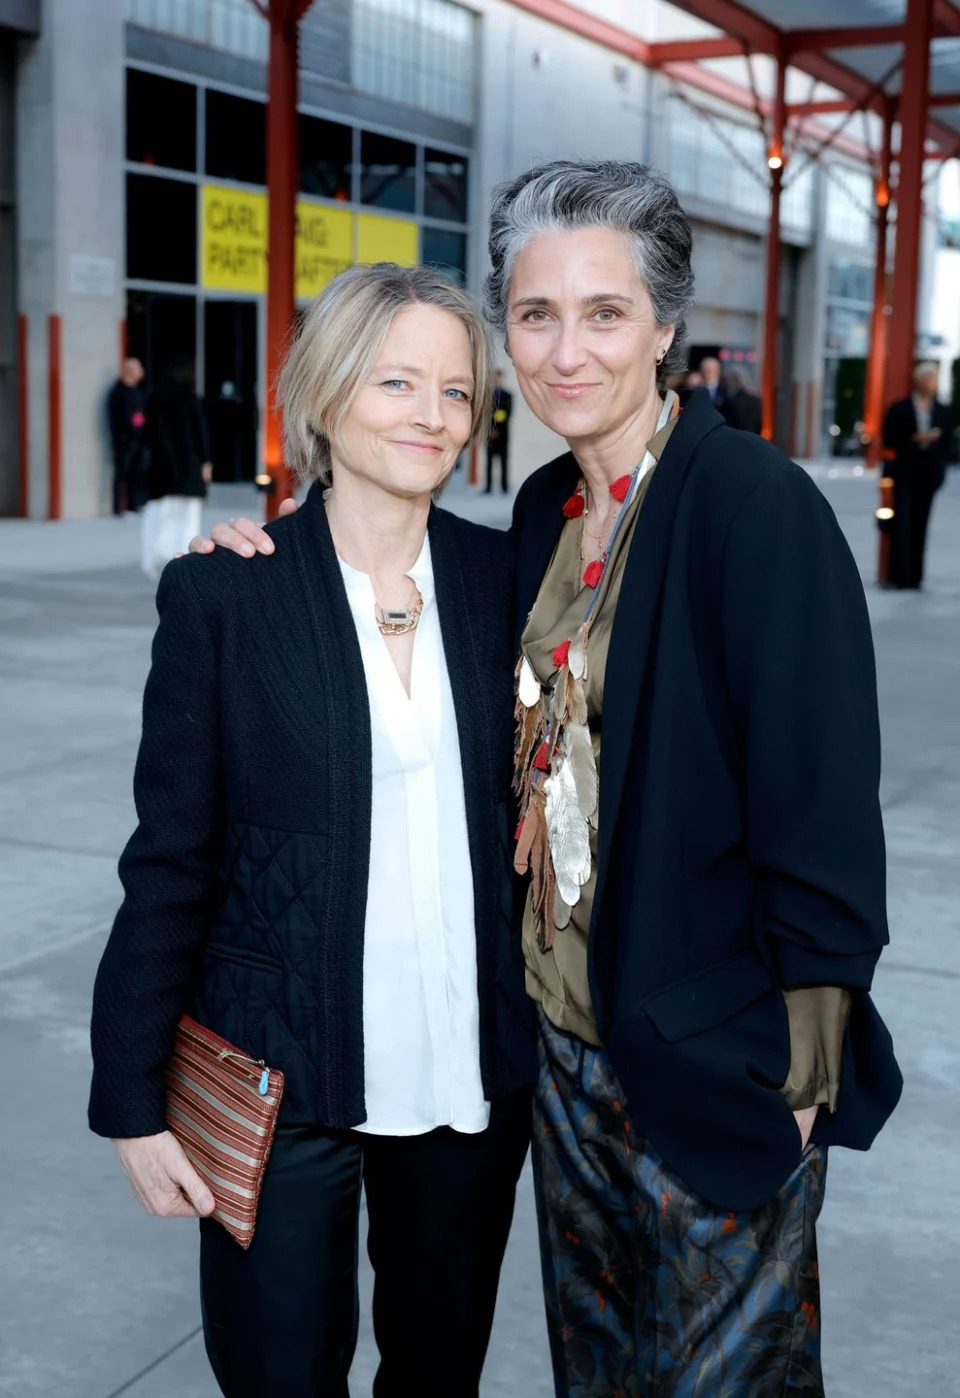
[{"xmin": 88, "ymin": 265, "xmax": 535, "ymax": 1397}]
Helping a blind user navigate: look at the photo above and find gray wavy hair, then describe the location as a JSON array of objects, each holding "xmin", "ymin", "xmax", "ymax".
[
  {"xmin": 279, "ymin": 262, "xmax": 493, "ymax": 485},
  {"xmin": 484, "ymin": 160, "xmax": 695, "ymax": 390}
]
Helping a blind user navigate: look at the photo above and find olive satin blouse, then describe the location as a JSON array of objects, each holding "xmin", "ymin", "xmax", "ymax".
[{"xmin": 517, "ymin": 415, "xmax": 850, "ymax": 1112}]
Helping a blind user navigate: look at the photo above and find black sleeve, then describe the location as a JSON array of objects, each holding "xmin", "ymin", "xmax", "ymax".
[
  {"xmin": 721, "ymin": 468, "xmax": 888, "ymax": 991},
  {"xmin": 882, "ymin": 400, "xmax": 912, "ymax": 456},
  {"xmin": 88, "ymin": 560, "xmax": 223, "ymax": 1138}
]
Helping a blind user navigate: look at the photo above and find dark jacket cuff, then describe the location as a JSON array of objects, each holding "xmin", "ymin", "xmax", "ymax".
[
  {"xmin": 88, "ymin": 1088, "xmax": 167, "ymax": 1140},
  {"xmin": 776, "ymin": 944, "xmax": 878, "ymax": 992}
]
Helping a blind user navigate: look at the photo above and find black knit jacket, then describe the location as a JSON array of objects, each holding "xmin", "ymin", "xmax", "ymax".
[{"xmin": 88, "ymin": 486, "xmax": 535, "ymax": 1139}]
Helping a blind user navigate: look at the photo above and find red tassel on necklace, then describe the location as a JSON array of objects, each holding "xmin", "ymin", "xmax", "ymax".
[
  {"xmin": 582, "ymin": 559, "xmax": 604, "ymax": 589},
  {"xmin": 552, "ymin": 639, "xmax": 571, "ymax": 669},
  {"xmin": 533, "ymin": 741, "xmax": 552, "ymax": 771},
  {"xmin": 562, "ymin": 492, "xmax": 585, "ymax": 518},
  {"xmin": 609, "ymin": 475, "xmax": 632, "ymax": 503}
]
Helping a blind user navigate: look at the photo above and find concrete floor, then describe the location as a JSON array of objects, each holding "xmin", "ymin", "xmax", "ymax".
[{"xmin": 1, "ymin": 464, "xmax": 958, "ymax": 1397}]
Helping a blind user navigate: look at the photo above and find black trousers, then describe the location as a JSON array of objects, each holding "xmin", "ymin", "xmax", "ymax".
[
  {"xmin": 199, "ymin": 1090, "xmax": 531, "ymax": 1397},
  {"xmin": 486, "ymin": 438, "xmax": 509, "ymax": 492},
  {"xmin": 891, "ymin": 465, "xmax": 941, "ymax": 587}
]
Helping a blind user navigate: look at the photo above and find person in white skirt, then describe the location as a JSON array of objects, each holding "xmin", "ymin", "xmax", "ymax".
[{"xmin": 141, "ymin": 356, "xmax": 212, "ymax": 579}]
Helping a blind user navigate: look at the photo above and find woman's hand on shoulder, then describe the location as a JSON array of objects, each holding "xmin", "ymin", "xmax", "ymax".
[
  {"xmin": 113, "ymin": 1130, "xmax": 216, "ymax": 1218},
  {"xmin": 186, "ymin": 496, "xmax": 299, "ymax": 558}
]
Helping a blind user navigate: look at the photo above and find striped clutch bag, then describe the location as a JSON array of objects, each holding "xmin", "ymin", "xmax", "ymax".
[{"xmin": 165, "ymin": 1014, "xmax": 284, "ymax": 1250}]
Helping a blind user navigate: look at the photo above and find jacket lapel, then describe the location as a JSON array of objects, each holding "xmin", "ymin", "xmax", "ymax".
[
  {"xmin": 591, "ymin": 392, "xmax": 725, "ymax": 929},
  {"xmin": 289, "ymin": 483, "xmax": 372, "ymax": 766},
  {"xmin": 513, "ymin": 453, "xmax": 581, "ymax": 645},
  {"xmin": 429, "ymin": 506, "xmax": 491, "ymax": 804}
]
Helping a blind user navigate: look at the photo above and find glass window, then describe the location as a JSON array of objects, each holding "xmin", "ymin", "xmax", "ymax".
[
  {"xmin": 124, "ymin": 0, "xmax": 268, "ymax": 61},
  {"xmin": 205, "ymin": 90, "xmax": 266, "ymax": 186},
  {"xmin": 360, "ymin": 131, "xmax": 416, "ymax": 213},
  {"xmin": 126, "ymin": 70, "xmax": 197, "ymax": 172},
  {"xmin": 300, "ymin": 115, "xmax": 353, "ymax": 202},
  {"xmin": 127, "ymin": 173, "xmax": 197, "ymax": 284},
  {"xmin": 422, "ymin": 227, "xmax": 466, "ymax": 283},
  {"xmin": 424, "ymin": 148, "xmax": 467, "ymax": 223},
  {"xmin": 353, "ymin": 0, "xmax": 475, "ymax": 125}
]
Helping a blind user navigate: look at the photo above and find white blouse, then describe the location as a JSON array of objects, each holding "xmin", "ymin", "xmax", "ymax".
[{"xmin": 337, "ymin": 537, "xmax": 490, "ymax": 1136}]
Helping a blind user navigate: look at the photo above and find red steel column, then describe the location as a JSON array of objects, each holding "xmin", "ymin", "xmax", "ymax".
[
  {"xmin": 263, "ymin": 1, "xmax": 301, "ymax": 519},
  {"xmin": 761, "ymin": 50, "xmax": 786, "ymax": 442},
  {"xmin": 48, "ymin": 314, "xmax": 62, "ymax": 521},
  {"xmin": 884, "ymin": 0, "xmax": 934, "ymax": 404},
  {"xmin": 864, "ymin": 99, "xmax": 895, "ymax": 471}
]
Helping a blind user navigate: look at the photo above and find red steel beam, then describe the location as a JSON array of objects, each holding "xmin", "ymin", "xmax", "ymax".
[
  {"xmin": 885, "ymin": 0, "xmax": 934, "ymax": 405},
  {"xmin": 648, "ymin": 36, "xmax": 745, "ymax": 63},
  {"xmin": 48, "ymin": 314, "xmax": 62, "ymax": 521},
  {"xmin": 761, "ymin": 50, "xmax": 786, "ymax": 444},
  {"xmin": 505, "ymin": 0, "xmax": 649, "ymax": 61},
  {"xmin": 864, "ymin": 99, "xmax": 895, "ymax": 471},
  {"xmin": 262, "ymin": 0, "xmax": 307, "ymax": 518},
  {"xmin": 787, "ymin": 25, "xmax": 906, "ymax": 51}
]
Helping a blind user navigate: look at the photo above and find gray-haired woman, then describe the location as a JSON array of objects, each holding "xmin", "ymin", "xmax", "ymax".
[
  {"xmin": 194, "ymin": 160, "xmax": 901, "ymax": 1397},
  {"xmin": 89, "ymin": 264, "xmax": 535, "ymax": 1397}
]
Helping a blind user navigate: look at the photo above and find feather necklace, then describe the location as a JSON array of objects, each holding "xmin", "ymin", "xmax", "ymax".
[{"xmin": 513, "ymin": 391, "xmax": 676, "ymax": 952}]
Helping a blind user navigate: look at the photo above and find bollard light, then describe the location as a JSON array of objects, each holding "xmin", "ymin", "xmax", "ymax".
[{"xmin": 254, "ymin": 473, "xmax": 275, "ymax": 493}]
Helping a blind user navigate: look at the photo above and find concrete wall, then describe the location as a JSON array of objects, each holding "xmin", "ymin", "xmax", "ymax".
[{"xmin": 17, "ymin": 0, "xmax": 124, "ymax": 519}]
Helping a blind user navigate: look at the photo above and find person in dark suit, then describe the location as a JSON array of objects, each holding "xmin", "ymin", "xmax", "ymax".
[
  {"xmin": 485, "ymin": 368, "xmax": 513, "ymax": 492},
  {"xmin": 106, "ymin": 357, "xmax": 147, "ymax": 514},
  {"xmin": 193, "ymin": 162, "xmax": 902, "ymax": 1397},
  {"xmin": 89, "ymin": 266, "xmax": 535, "ymax": 1398},
  {"xmin": 698, "ymin": 354, "xmax": 729, "ymax": 419},
  {"xmin": 882, "ymin": 362, "xmax": 953, "ymax": 588},
  {"xmin": 723, "ymin": 368, "xmax": 763, "ymax": 434}
]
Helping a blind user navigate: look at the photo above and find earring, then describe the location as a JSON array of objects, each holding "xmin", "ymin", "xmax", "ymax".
[{"xmin": 656, "ymin": 350, "xmax": 665, "ymax": 365}]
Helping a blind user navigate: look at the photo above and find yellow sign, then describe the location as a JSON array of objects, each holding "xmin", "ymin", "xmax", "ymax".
[
  {"xmin": 295, "ymin": 202, "xmax": 353, "ymax": 299},
  {"xmin": 357, "ymin": 213, "xmax": 418, "ymax": 267},
  {"xmin": 201, "ymin": 187, "xmax": 420, "ymax": 297},
  {"xmin": 202, "ymin": 186, "xmax": 268, "ymax": 294}
]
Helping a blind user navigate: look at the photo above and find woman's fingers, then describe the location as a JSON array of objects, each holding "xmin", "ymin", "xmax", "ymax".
[
  {"xmin": 210, "ymin": 518, "xmax": 274, "ymax": 557},
  {"xmin": 278, "ymin": 496, "xmax": 299, "ymax": 517},
  {"xmin": 187, "ymin": 536, "xmax": 215, "ymax": 554},
  {"xmin": 114, "ymin": 1131, "xmax": 216, "ymax": 1218}
]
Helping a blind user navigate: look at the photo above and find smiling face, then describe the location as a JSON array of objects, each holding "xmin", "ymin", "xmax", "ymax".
[
  {"xmin": 505, "ymin": 227, "xmax": 674, "ymax": 451},
  {"xmin": 330, "ymin": 302, "xmax": 475, "ymax": 499}
]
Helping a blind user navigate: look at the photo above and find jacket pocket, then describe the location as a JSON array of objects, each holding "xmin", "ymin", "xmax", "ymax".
[
  {"xmin": 641, "ymin": 949, "xmax": 774, "ymax": 1042},
  {"xmin": 204, "ymin": 942, "xmax": 284, "ymax": 975}
]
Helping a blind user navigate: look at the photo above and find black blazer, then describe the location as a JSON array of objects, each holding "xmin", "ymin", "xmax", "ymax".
[
  {"xmin": 89, "ymin": 485, "xmax": 535, "ymax": 1140},
  {"xmin": 882, "ymin": 395, "xmax": 953, "ymax": 488},
  {"xmin": 512, "ymin": 390, "xmax": 902, "ymax": 1210}
]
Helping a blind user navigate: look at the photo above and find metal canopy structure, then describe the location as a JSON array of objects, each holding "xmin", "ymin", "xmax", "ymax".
[
  {"xmin": 513, "ymin": 0, "xmax": 957, "ymax": 471},
  {"xmin": 643, "ymin": 0, "xmax": 959, "ymax": 456},
  {"xmin": 252, "ymin": 0, "xmax": 955, "ymax": 511}
]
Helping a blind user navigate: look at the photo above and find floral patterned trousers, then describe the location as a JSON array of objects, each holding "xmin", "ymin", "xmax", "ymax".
[{"xmin": 533, "ymin": 1011, "xmax": 826, "ymax": 1397}]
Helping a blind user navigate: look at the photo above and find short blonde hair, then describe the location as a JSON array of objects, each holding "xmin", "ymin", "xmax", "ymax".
[{"xmin": 278, "ymin": 263, "xmax": 493, "ymax": 485}]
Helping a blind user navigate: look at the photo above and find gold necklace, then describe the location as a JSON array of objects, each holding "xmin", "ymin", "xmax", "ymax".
[{"xmin": 375, "ymin": 588, "xmax": 424, "ymax": 636}]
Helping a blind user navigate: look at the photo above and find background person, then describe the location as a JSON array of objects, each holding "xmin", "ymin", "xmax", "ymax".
[
  {"xmin": 140, "ymin": 358, "xmax": 212, "ymax": 580},
  {"xmin": 485, "ymin": 368, "xmax": 513, "ymax": 492},
  {"xmin": 107, "ymin": 357, "xmax": 147, "ymax": 515},
  {"xmin": 882, "ymin": 362, "xmax": 953, "ymax": 589},
  {"xmin": 698, "ymin": 354, "xmax": 728, "ymax": 417},
  {"xmin": 88, "ymin": 265, "xmax": 534, "ymax": 1398},
  {"xmin": 723, "ymin": 368, "xmax": 763, "ymax": 433}
]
